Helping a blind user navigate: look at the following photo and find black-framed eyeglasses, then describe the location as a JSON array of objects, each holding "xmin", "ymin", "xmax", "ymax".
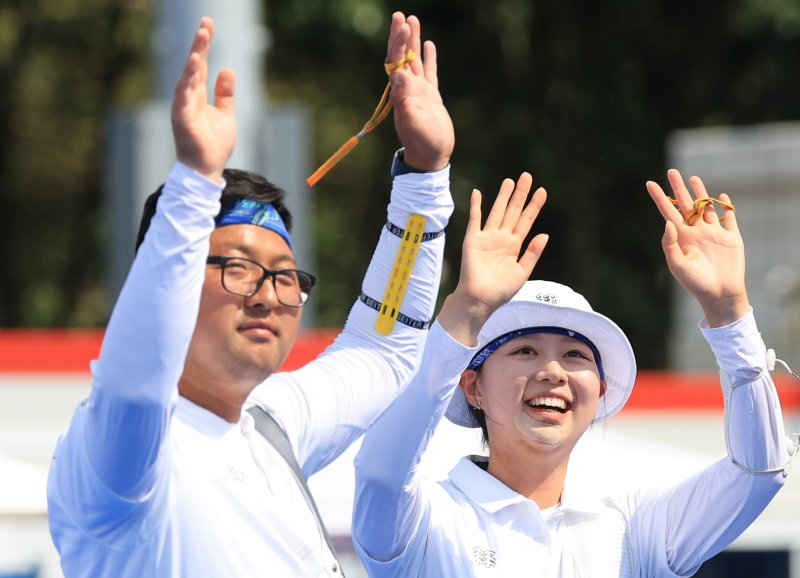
[{"xmin": 206, "ymin": 256, "xmax": 316, "ymax": 307}]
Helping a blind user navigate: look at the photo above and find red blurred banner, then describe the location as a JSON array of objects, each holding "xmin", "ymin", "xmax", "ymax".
[{"xmin": 0, "ymin": 330, "xmax": 797, "ymax": 411}]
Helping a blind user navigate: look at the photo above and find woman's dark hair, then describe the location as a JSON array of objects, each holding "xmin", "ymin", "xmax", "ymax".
[
  {"xmin": 470, "ymin": 367, "xmax": 490, "ymax": 447},
  {"xmin": 134, "ymin": 168, "xmax": 292, "ymax": 253},
  {"xmin": 472, "ymin": 405, "xmax": 489, "ymax": 448}
]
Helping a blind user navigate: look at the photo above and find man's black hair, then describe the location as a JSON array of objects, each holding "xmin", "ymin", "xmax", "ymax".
[{"xmin": 134, "ymin": 168, "xmax": 292, "ymax": 253}]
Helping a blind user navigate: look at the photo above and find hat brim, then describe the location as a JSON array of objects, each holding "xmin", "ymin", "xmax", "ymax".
[{"xmin": 445, "ymin": 299, "xmax": 636, "ymax": 428}]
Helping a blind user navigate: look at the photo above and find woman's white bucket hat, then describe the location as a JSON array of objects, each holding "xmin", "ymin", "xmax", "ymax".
[{"xmin": 445, "ymin": 280, "xmax": 637, "ymax": 427}]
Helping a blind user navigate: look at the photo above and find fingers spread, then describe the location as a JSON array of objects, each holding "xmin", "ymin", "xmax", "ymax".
[
  {"xmin": 686, "ymin": 175, "xmax": 719, "ymax": 225},
  {"xmin": 200, "ymin": 17, "xmax": 214, "ymax": 39},
  {"xmin": 176, "ymin": 53, "xmax": 201, "ymax": 95},
  {"xmin": 718, "ymin": 192, "xmax": 739, "ymax": 231},
  {"xmin": 422, "ymin": 40, "xmax": 438, "ymax": 88},
  {"xmin": 499, "ymin": 172, "xmax": 533, "ymax": 230},
  {"xmin": 173, "ymin": 20, "xmax": 214, "ymax": 111},
  {"xmin": 386, "ymin": 13, "xmax": 410, "ymax": 67},
  {"xmin": 688, "ymin": 174, "xmax": 710, "ymax": 199},
  {"xmin": 406, "ymin": 15, "xmax": 423, "ymax": 75},
  {"xmin": 514, "ymin": 186, "xmax": 546, "ymax": 237},
  {"xmin": 661, "ymin": 220, "xmax": 684, "ymax": 264},
  {"xmin": 464, "ymin": 189, "xmax": 484, "ymax": 236},
  {"xmin": 518, "ymin": 233, "xmax": 550, "ymax": 274},
  {"xmin": 666, "ymin": 168, "xmax": 695, "ymax": 216},
  {"xmin": 646, "ymin": 179, "xmax": 683, "ymax": 225},
  {"xmin": 214, "ymin": 68, "xmax": 236, "ymax": 113},
  {"xmin": 483, "ymin": 178, "xmax": 515, "ymax": 230},
  {"xmin": 389, "ymin": 69, "xmax": 412, "ymax": 103},
  {"xmin": 195, "ymin": 19, "xmax": 214, "ymax": 86}
]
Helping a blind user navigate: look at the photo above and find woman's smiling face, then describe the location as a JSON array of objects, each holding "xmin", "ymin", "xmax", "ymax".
[{"xmin": 467, "ymin": 331, "xmax": 606, "ymax": 454}]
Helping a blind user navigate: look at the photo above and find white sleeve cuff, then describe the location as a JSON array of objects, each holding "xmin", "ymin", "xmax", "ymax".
[
  {"xmin": 167, "ymin": 161, "xmax": 226, "ymax": 205},
  {"xmin": 387, "ymin": 165, "xmax": 453, "ymax": 232},
  {"xmin": 700, "ymin": 309, "xmax": 766, "ymax": 382}
]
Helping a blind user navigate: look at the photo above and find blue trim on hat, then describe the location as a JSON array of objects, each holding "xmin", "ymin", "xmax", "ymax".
[
  {"xmin": 215, "ymin": 199, "xmax": 292, "ymax": 249},
  {"xmin": 467, "ymin": 326, "xmax": 604, "ymax": 379}
]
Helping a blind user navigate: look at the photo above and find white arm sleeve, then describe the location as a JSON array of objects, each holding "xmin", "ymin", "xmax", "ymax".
[
  {"xmin": 353, "ymin": 322, "xmax": 476, "ymax": 562},
  {"xmin": 631, "ymin": 311, "xmax": 791, "ymax": 576},
  {"xmin": 701, "ymin": 311, "xmax": 793, "ymax": 473},
  {"xmin": 248, "ymin": 157, "xmax": 454, "ymax": 475},
  {"xmin": 50, "ymin": 163, "xmax": 221, "ymax": 506}
]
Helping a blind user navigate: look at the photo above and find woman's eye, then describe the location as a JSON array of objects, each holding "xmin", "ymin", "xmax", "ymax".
[
  {"xmin": 515, "ymin": 346, "xmax": 537, "ymax": 355},
  {"xmin": 565, "ymin": 349, "xmax": 589, "ymax": 360}
]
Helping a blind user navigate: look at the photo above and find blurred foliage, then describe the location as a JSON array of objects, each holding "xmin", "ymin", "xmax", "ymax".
[
  {"xmin": 1, "ymin": 0, "xmax": 799, "ymax": 368},
  {"xmin": 0, "ymin": 0, "xmax": 151, "ymax": 327},
  {"xmin": 264, "ymin": 0, "xmax": 800, "ymax": 366}
]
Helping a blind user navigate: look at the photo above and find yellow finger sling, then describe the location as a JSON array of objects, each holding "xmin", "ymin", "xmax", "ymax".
[
  {"xmin": 306, "ymin": 49, "xmax": 416, "ymax": 187},
  {"xmin": 671, "ymin": 197, "xmax": 735, "ymax": 225}
]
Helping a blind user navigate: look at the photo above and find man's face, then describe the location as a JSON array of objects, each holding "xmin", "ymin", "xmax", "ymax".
[{"xmin": 181, "ymin": 224, "xmax": 303, "ymax": 409}]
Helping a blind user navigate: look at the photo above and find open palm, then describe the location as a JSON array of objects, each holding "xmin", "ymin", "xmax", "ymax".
[
  {"xmin": 458, "ymin": 172, "xmax": 549, "ymax": 313},
  {"xmin": 386, "ymin": 13, "xmax": 454, "ymax": 172},
  {"xmin": 171, "ymin": 17, "xmax": 237, "ymax": 183},
  {"xmin": 647, "ymin": 169, "xmax": 749, "ymax": 327}
]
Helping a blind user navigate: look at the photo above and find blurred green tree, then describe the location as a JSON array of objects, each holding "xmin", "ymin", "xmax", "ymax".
[
  {"xmin": 264, "ymin": 0, "xmax": 800, "ymax": 366},
  {"xmin": 1, "ymin": 0, "xmax": 799, "ymax": 368},
  {"xmin": 0, "ymin": 0, "xmax": 150, "ymax": 326}
]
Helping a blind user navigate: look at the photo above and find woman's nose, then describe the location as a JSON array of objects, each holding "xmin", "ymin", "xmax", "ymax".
[{"xmin": 536, "ymin": 359, "xmax": 567, "ymax": 384}]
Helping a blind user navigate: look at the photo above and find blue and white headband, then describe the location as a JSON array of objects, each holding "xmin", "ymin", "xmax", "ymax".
[
  {"xmin": 467, "ymin": 326, "xmax": 605, "ymax": 379},
  {"xmin": 215, "ymin": 199, "xmax": 292, "ymax": 249}
]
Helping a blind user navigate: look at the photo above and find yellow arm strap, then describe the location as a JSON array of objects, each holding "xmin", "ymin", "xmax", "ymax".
[{"xmin": 375, "ymin": 213, "xmax": 426, "ymax": 335}]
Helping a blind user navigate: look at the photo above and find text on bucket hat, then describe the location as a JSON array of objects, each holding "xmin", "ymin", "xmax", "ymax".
[{"xmin": 445, "ymin": 280, "xmax": 636, "ymax": 428}]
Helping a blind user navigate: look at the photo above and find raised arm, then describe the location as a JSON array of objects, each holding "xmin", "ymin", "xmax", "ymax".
[
  {"xmin": 53, "ymin": 18, "xmax": 235, "ymax": 501},
  {"xmin": 353, "ymin": 174, "xmax": 547, "ymax": 568},
  {"xmin": 250, "ymin": 12, "xmax": 455, "ymax": 474},
  {"xmin": 638, "ymin": 170, "xmax": 793, "ymax": 575}
]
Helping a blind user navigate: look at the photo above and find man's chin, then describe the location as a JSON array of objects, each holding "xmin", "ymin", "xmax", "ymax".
[
  {"xmin": 240, "ymin": 351, "xmax": 285, "ymax": 379},
  {"xmin": 236, "ymin": 335, "xmax": 297, "ymax": 377}
]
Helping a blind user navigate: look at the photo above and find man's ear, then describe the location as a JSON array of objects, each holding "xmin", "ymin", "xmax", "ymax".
[
  {"xmin": 599, "ymin": 379, "xmax": 608, "ymax": 398},
  {"xmin": 460, "ymin": 369, "xmax": 481, "ymax": 407}
]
